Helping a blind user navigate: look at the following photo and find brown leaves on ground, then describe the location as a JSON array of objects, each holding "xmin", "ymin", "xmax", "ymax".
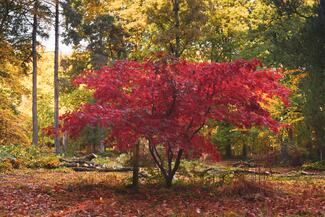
[{"xmin": 0, "ymin": 169, "xmax": 324, "ymax": 217}]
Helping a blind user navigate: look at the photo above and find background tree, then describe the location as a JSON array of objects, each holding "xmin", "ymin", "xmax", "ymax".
[
  {"xmin": 0, "ymin": 0, "xmax": 32, "ymax": 146},
  {"xmin": 0, "ymin": 0, "xmax": 50, "ymax": 146},
  {"xmin": 32, "ymin": 0, "xmax": 38, "ymax": 146},
  {"xmin": 264, "ymin": 0, "xmax": 325, "ymax": 160},
  {"xmin": 54, "ymin": 0, "xmax": 60, "ymax": 153},
  {"xmin": 31, "ymin": 0, "xmax": 52, "ymax": 146},
  {"xmin": 61, "ymin": 0, "xmax": 127, "ymax": 69},
  {"xmin": 146, "ymin": 0, "xmax": 207, "ymax": 58}
]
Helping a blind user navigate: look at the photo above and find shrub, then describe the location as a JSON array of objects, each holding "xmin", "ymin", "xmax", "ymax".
[
  {"xmin": 28, "ymin": 156, "xmax": 60, "ymax": 169},
  {"xmin": 0, "ymin": 144, "xmax": 60, "ymax": 171},
  {"xmin": 0, "ymin": 159, "xmax": 13, "ymax": 172},
  {"xmin": 302, "ymin": 161, "xmax": 325, "ymax": 171}
]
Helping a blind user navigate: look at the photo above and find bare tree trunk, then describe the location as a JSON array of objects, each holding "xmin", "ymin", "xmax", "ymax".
[
  {"xmin": 320, "ymin": 149, "xmax": 323, "ymax": 161},
  {"xmin": 320, "ymin": 0, "xmax": 325, "ymax": 22},
  {"xmin": 242, "ymin": 143, "xmax": 248, "ymax": 160},
  {"xmin": 225, "ymin": 142, "xmax": 232, "ymax": 159},
  {"xmin": 172, "ymin": 0, "xmax": 180, "ymax": 58},
  {"xmin": 54, "ymin": 0, "xmax": 60, "ymax": 154},
  {"xmin": 280, "ymin": 130, "xmax": 288, "ymax": 162},
  {"xmin": 132, "ymin": 142, "xmax": 140, "ymax": 189},
  {"xmin": 32, "ymin": 0, "xmax": 38, "ymax": 146},
  {"xmin": 62, "ymin": 131, "xmax": 68, "ymax": 153}
]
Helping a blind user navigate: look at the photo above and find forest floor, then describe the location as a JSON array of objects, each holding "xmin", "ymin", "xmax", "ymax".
[{"xmin": 0, "ymin": 168, "xmax": 324, "ymax": 217}]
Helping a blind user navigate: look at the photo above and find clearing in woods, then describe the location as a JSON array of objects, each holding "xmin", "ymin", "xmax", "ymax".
[{"xmin": 0, "ymin": 169, "xmax": 324, "ymax": 216}]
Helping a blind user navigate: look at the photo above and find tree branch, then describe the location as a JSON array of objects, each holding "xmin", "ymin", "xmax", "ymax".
[
  {"xmin": 171, "ymin": 149, "xmax": 183, "ymax": 177},
  {"xmin": 148, "ymin": 141, "xmax": 167, "ymax": 179}
]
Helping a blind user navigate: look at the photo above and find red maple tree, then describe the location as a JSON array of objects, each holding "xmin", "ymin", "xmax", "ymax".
[{"xmin": 60, "ymin": 56, "xmax": 290, "ymax": 186}]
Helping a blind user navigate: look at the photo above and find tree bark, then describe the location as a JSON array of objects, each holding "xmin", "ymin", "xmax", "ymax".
[
  {"xmin": 320, "ymin": 0, "xmax": 325, "ymax": 22},
  {"xmin": 172, "ymin": 0, "xmax": 180, "ymax": 58},
  {"xmin": 132, "ymin": 142, "xmax": 140, "ymax": 189},
  {"xmin": 167, "ymin": 148, "xmax": 183, "ymax": 188},
  {"xmin": 242, "ymin": 143, "xmax": 248, "ymax": 160},
  {"xmin": 62, "ymin": 131, "xmax": 68, "ymax": 153},
  {"xmin": 149, "ymin": 142, "xmax": 183, "ymax": 188},
  {"xmin": 225, "ymin": 143, "xmax": 232, "ymax": 159},
  {"xmin": 54, "ymin": 0, "xmax": 60, "ymax": 153},
  {"xmin": 280, "ymin": 131, "xmax": 288, "ymax": 162},
  {"xmin": 32, "ymin": 0, "xmax": 38, "ymax": 146}
]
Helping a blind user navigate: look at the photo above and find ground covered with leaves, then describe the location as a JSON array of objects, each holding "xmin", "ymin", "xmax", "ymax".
[{"xmin": 0, "ymin": 169, "xmax": 324, "ymax": 217}]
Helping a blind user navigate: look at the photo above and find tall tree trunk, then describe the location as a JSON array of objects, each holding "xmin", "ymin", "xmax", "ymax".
[
  {"xmin": 320, "ymin": 148, "xmax": 323, "ymax": 161},
  {"xmin": 172, "ymin": 0, "xmax": 180, "ymax": 58},
  {"xmin": 32, "ymin": 0, "xmax": 38, "ymax": 146},
  {"xmin": 242, "ymin": 143, "xmax": 248, "ymax": 160},
  {"xmin": 320, "ymin": 0, "xmax": 325, "ymax": 22},
  {"xmin": 225, "ymin": 143, "xmax": 232, "ymax": 159},
  {"xmin": 62, "ymin": 131, "xmax": 68, "ymax": 153},
  {"xmin": 54, "ymin": 0, "xmax": 60, "ymax": 153},
  {"xmin": 132, "ymin": 142, "xmax": 140, "ymax": 189}
]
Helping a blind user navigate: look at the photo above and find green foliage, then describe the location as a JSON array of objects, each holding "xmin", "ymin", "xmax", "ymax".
[
  {"xmin": 264, "ymin": 0, "xmax": 325, "ymax": 159},
  {"xmin": 146, "ymin": 0, "xmax": 207, "ymax": 58},
  {"xmin": 62, "ymin": 0, "xmax": 127, "ymax": 67},
  {"xmin": 91, "ymin": 152, "xmax": 128, "ymax": 168},
  {"xmin": 302, "ymin": 161, "xmax": 325, "ymax": 171},
  {"xmin": 178, "ymin": 160, "xmax": 238, "ymax": 187},
  {"xmin": 116, "ymin": 153, "xmax": 132, "ymax": 166},
  {"xmin": 211, "ymin": 122, "xmax": 242, "ymax": 159},
  {"xmin": 0, "ymin": 145, "xmax": 60, "ymax": 172},
  {"xmin": 141, "ymin": 167, "xmax": 165, "ymax": 185}
]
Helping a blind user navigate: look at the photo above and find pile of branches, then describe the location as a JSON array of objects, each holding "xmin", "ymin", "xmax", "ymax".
[{"xmin": 60, "ymin": 153, "xmax": 133, "ymax": 172}]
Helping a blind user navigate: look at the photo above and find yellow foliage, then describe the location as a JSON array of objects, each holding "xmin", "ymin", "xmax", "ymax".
[
  {"xmin": 0, "ymin": 107, "xmax": 30, "ymax": 146},
  {"xmin": 0, "ymin": 160, "xmax": 13, "ymax": 172}
]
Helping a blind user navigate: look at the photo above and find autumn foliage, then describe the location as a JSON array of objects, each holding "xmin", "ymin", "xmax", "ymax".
[{"xmin": 60, "ymin": 56, "xmax": 289, "ymax": 185}]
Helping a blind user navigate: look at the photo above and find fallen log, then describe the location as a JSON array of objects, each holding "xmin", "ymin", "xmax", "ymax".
[
  {"xmin": 194, "ymin": 168, "xmax": 272, "ymax": 176},
  {"xmin": 233, "ymin": 161, "xmax": 258, "ymax": 168},
  {"xmin": 83, "ymin": 153, "xmax": 97, "ymax": 161},
  {"xmin": 59, "ymin": 153, "xmax": 97, "ymax": 164},
  {"xmin": 195, "ymin": 167, "xmax": 325, "ymax": 178},
  {"xmin": 60, "ymin": 161, "xmax": 102, "ymax": 168},
  {"xmin": 234, "ymin": 169, "xmax": 271, "ymax": 176}
]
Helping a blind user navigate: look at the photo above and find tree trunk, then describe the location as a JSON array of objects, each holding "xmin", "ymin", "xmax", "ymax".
[
  {"xmin": 225, "ymin": 143, "xmax": 232, "ymax": 159},
  {"xmin": 280, "ymin": 131, "xmax": 288, "ymax": 162},
  {"xmin": 132, "ymin": 142, "xmax": 140, "ymax": 189},
  {"xmin": 242, "ymin": 143, "xmax": 248, "ymax": 160},
  {"xmin": 54, "ymin": 0, "xmax": 60, "ymax": 153},
  {"xmin": 165, "ymin": 176, "xmax": 173, "ymax": 188},
  {"xmin": 62, "ymin": 131, "xmax": 68, "ymax": 153},
  {"xmin": 319, "ymin": 144, "xmax": 324, "ymax": 161},
  {"xmin": 165, "ymin": 148, "xmax": 183, "ymax": 188},
  {"xmin": 320, "ymin": 0, "xmax": 325, "ymax": 22},
  {"xmin": 149, "ymin": 142, "xmax": 183, "ymax": 188},
  {"xmin": 98, "ymin": 141, "xmax": 105, "ymax": 153},
  {"xmin": 32, "ymin": 0, "xmax": 38, "ymax": 146},
  {"xmin": 172, "ymin": 0, "xmax": 180, "ymax": 58}
]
